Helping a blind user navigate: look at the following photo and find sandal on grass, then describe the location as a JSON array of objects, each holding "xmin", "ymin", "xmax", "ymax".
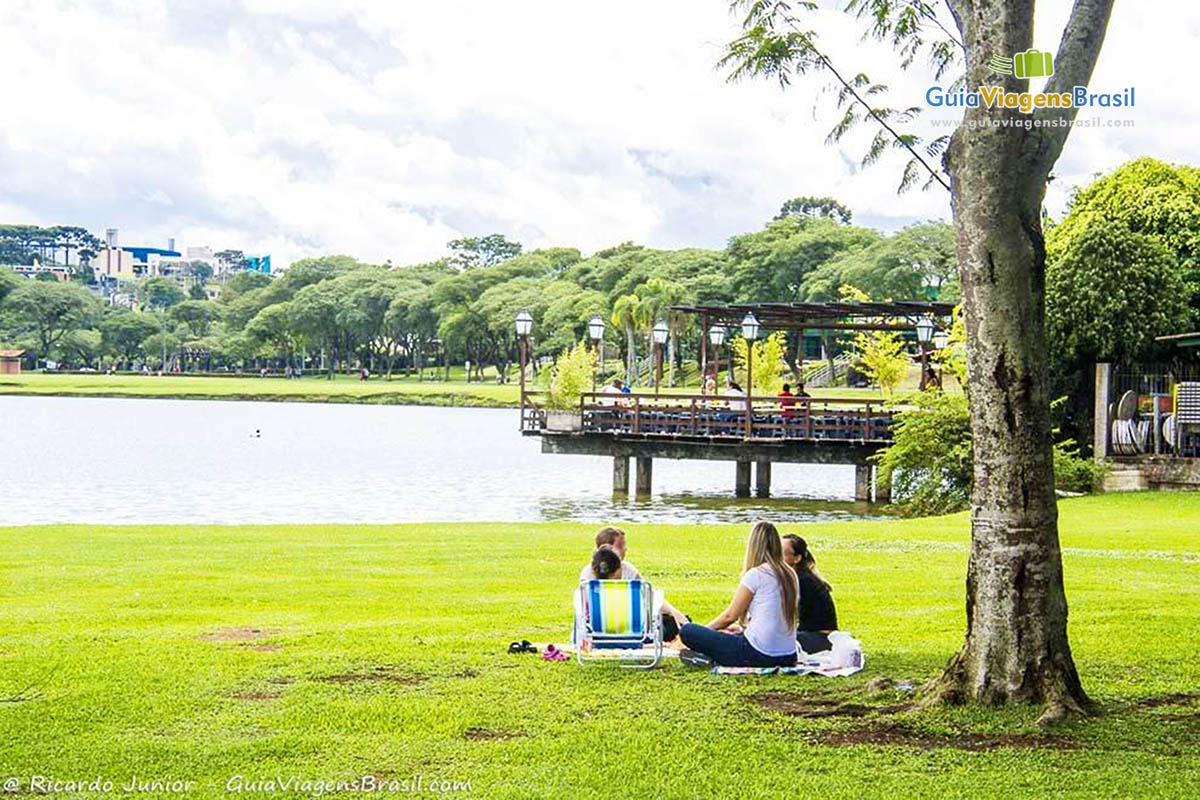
[
  {"xmin": 679, "ymin": 649, "xmax": 714, "ymax": 668},
  {"xmin": 542, "ymin": 644, "xmax": 569, "ymax": 662},
  {"xmin": 508, "ymin": 640, "xmax": 538, "ymax": 655}
]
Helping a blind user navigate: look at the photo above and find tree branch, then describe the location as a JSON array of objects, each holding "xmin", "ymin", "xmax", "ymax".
[
  {"xmin": 784, "ymin": 19, "xmax": 952, "ymax": 192},
  {"xmin": 1034, "ymin": 0, "xmax": 1116, "ymax": 172},
  {"xmin": 942, "ymin": 0, "xmax": 970, "ymax": 38}
]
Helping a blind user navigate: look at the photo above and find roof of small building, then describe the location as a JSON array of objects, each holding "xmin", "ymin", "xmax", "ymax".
[{"xmin": 0, "ymin": 349, "xmax": 26, "ymax": 357}]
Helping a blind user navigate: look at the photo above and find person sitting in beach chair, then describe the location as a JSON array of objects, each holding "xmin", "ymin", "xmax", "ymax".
[
  {"xmin": 579, "ymin": 527, "xmax": 689, "ymax": 641},
  {"xmin": 574, "ymin": 547, "xmax": 663, "ymax": 668}
]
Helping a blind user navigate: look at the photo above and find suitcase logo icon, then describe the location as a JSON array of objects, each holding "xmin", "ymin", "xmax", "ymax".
[{"xmin": 989, "ymin": 49, "xmax": 1054, "ymax": 79}]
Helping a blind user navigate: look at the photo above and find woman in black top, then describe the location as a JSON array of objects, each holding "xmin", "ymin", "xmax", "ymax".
[{"xmin": 782, "ymin": 535, "xmax": 838, "ymax": 653}]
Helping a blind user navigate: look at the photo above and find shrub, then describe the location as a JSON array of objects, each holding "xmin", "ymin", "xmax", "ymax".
[
  {"xmin": 874, "ymin": 390, "xmax": 973, "ymax": 515},
  {"xmin": 731, "ymin": 330, "xmax": 788, "ymax": 395},
  {"xmin": 544, "ymin": 340, "xmax": 596, "ymax": 411},
  {"xmin": 877, "ymin": 392, "xmax": 1108, "ymax": 515},
  {"xmin": 1053, "ymin": 439, "xmax": 1107, "ymax": 493}
]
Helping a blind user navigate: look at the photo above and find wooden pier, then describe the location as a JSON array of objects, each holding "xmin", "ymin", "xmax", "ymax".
[{"xmin": 520, "ymin": 390, "xmax": 894, "ymax": 502}]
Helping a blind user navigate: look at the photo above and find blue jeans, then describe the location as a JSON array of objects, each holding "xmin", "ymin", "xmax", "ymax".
[{"xmin": 679, "ymin": 623, "xmax": 797, "ymax": 667}]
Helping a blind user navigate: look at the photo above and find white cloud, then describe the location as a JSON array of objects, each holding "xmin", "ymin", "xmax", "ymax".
[{"xmin": 0, "ymin": 0, "xmax": 1194, "ymax": 267}]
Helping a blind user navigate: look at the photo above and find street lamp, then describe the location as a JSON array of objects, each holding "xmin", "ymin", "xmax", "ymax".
[
  {"xmin": 708, "ymin": 324, "xmax": 726, "ymax": 384},
  {"xmin": 933, "ymin": 330, "xmax": 950, "ymax": 351},
  {"xmin": 652, "ymin": 320, "xmax": 669, "ymax": 396},
  {"xmin": 741, "ymin": 313, "xmax": 760, "ymax": 437},
  {"xmin": 515, "ymin": 311, "xmax": 533, "ymax": 421},
  {"xmin": 588, "ymin": 315, "xmax": 605, "ymax": 393},
  {"xmin": 916, "ymin": 316, "xmax": 935, "ymax": 390}
]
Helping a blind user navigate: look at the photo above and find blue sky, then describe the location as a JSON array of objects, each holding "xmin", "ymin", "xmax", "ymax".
[{"xmin": 1, "ymin": 1, "xmax": 1195, "ymax": 267}]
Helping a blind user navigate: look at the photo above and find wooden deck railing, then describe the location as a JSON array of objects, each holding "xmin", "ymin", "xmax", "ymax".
[{"xmin": 520, "ymin": 390, "xmax": 895, "ymax": 443}]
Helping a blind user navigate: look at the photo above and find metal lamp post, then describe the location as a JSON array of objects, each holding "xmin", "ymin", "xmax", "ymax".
[
  {"xmin": 741, "ymin": 313, "xmax": 760, "ymax": 436},
  {"xmin": 916, "ymin": 315, "xmax": 935, "ymax": 390},
  {"xmin": 515, "ymin": 311, "xmax": 533, "ymax": 423},
  {"xmin": 708, "ymin": 324, "xmax": 726, "ymax": 385},
  {"xmin": 652, "ymin": 320, "xmax": 668, "ymax": 396},
  {"xmin": 589, "ymin": 315, "xmax": 605, "ymax": 393}
]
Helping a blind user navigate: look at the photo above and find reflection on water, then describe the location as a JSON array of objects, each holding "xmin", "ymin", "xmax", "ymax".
[{"xmin": 0, "ymin": 396, "xmax": 893, "ymax": 526}]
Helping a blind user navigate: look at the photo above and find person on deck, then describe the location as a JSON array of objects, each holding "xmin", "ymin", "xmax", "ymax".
[
  {"xmin": 782, "ymin": 534, "xmax": 838, "ymax": 654},
  {"xmin": 600, "ymin": 377, "xmax": 625, "ymax": 407},
  {"xmin": 678, "ymin": 522, "xmax": 799, "ymax": 668}
]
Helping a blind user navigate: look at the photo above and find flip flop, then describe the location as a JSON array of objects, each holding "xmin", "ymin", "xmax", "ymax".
[
  {"xmin": 542, "ymin": 644, "xmax": 568, "ymax": 662},
  {"xmin": 508, "ymin": 640, "xmax": 538, "ymax": 655},
  {"xmin": 679, "ymin": 649, "xmax": 714, "ymax": 668}
]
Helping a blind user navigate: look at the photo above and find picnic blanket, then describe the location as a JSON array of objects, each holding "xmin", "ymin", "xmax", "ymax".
[{"xmin": 714, "ymin": 632, "xmax": 865, "ymax": 677}]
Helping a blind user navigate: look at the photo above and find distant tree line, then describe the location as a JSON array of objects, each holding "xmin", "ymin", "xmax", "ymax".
[{"xmin": 0, "ymin": 200, "xmax": 961, "ymax": 380}]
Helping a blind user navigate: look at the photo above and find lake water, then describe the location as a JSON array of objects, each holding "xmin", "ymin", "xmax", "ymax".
[{"xmin": 0, "ymin": 396, "xmax": 887, "ymax": 526}]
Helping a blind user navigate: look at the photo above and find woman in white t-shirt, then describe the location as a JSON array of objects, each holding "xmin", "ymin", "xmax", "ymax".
[{"xmin": 678, "ymin": 521, "xmax": 799, "ymax": 667}]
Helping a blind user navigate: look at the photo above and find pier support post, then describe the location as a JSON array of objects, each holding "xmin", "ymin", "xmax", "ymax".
[
  {"xmin": 612, "ymin": 456, "xmax": 629, "ymax": 497},
  {"xmin": 735, "ymin": 461, "xmax": 751, "ymax": 498},
  {"xmin": 855, "ymin": 463, "xmax": 872, "ymax": 502},
  {"xmin": 755, "ymin": 461, "xmax": 772, "ymax": 498},
  {"xmin": 635, "ymin": 457, "xmax": 653, "ymax": 498}
]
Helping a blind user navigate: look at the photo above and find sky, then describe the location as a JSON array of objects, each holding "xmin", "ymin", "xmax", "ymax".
[{"xmin": 1, "ymin": 0, "xmax": 1196, "ymax": 268}]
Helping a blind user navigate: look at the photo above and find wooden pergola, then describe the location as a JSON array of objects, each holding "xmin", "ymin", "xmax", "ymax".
[{"xmin": 673, "ymin": 300, "xmax": 957, "ymax": 380}]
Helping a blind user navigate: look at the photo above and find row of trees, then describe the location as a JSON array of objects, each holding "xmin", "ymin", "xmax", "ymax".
[{"xmin": 0, "ymin": 207, "xmax": 961, "ymax": 379}]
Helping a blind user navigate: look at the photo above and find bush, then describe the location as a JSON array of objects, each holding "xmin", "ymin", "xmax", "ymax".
[
  {"xmin": 544, "ymin": 340, "xmax": 596, "ymax": 411},
  {"xmin": 1053, "ymin": 439, "xmax": 1106, "ymax": 494},
  {"xmin": 874, "ymin": 391, "xmax": 973, "ymax": 515},
  {"xmin": 877, "ymin": 392, "xmax": 1109, "ymax": 515}
]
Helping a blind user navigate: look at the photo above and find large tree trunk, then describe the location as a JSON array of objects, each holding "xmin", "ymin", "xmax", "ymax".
[{"xmin": 929, "ymin": 0, "xmax": 1112, "ymax": 723}]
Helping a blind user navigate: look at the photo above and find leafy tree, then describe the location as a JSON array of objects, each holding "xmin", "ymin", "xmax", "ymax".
[
  {"xmin": 245, "ymin": 302, "xmax": 298, "ymax": 360},
  {"xmin": 803, "ymin": 222, "xmax": 958, "ymax": 301},
  {"xmin": 1048, "ymin": 158, "xmax": 1200, "ymax": 317},
  {"xmin": 0, "ymin": 268, "xmax": 22, "ymax": 302},
  {"xmin": 100, "ymin": 310, "xmax": 158, "ymax": 365},
  {"xmin": 1046, "ymin": 222, "xmax": 1190, "ymax": 448},
  {"xmin": 138, "ymin": 277, "xmax": 185, "ymax": 310},
  {"xmin": 853, "ymin": 329, "xmax": 907, "ymax": 400},
  {"xmin": 225, "ymin": 272, "xmax": 272, "ymax": 295},
  {"xmin": 447, "ymin": 234, "xmax": 523, "ymax": 270},
  {"xmin": 60, "ymin": 328, "xmax": 103, "ymax": 368},
  {"xmin": 289, "ymin": 280, "xmax": 350, "ymax": 378},
  {"xmin": 3, "ymin": 280, "xmax": 98, "ymax": 359},
  {"xmin": 726, "ymin": 216, "xmax": 878, "ymax": 302},
  {"xmin": 611, "ymin": 293, "xmax": 646, "ymax": 386},
  {"xmin": 170, "ymin": 300, "xmax": 222, "ymax": 338},
  {"xmin": 731, "ymin": 330, "xmax": 788, "ymax": 395},
  {"xmin": 775, "ymin": 195, "xmax": 853, "ymax": 224},
  {"xmin": 723, "ymin": 0, "xmax": 1118, "ymax": 716}
]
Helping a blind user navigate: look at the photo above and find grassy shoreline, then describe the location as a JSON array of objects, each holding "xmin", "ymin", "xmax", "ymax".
[
  {"xmin": 1, "ymin": 493, "xmax": 1197, "ymax": 798},
  {"xmin": 0, "ymin": 372, "xmax": 901, "ymax": 409}
]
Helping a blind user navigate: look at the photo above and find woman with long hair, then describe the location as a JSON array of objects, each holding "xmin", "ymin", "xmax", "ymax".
[
  {"xmin": 782, "ymin": 534, "xmax": 838, "ymax": 654},
  {"xmin": 679, "ymin": 521, "xmax": 799, "ymax": 667}
]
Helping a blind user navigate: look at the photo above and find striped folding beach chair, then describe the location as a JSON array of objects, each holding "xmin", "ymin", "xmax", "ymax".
[{"xmin": 573, "ymin": 579, "xmax": 662, "ymax": 668}]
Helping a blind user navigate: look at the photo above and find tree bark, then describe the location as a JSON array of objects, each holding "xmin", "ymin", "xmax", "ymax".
[{"xmin": 929, "ymin": 0, "xmax": 1112, "ymax": 722}]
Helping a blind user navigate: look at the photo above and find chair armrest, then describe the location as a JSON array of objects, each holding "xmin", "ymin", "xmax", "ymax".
[{"xmin": 652, "ymin": 589, "xmax": 664, "ymax": 617}]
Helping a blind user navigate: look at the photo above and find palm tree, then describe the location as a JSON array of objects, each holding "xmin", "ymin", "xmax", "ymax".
[
  {"xmin": 611, "ymin": 293, "xmax": 643, "ymax": 386},
  {"xmin": 637, "ymin": 277, "xmax": 686, "ymax": 387}
]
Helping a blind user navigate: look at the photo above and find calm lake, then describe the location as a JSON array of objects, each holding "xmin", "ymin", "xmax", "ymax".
[{"xmin": 0, "ymin": 396, "xmax": 887, "ymax": 526}]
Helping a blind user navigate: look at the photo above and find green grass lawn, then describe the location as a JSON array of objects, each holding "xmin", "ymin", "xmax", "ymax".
[
  {"xmin": 1, "ymin": 493, "xmax": 1197, "ymax": 798},
  {"xmin": 0, "ymin": 372, "xmax": 521, "ymax": 407},
  {"xmin": 0, "ymin": 370, "xmax": 940, "ymax": 409}
]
